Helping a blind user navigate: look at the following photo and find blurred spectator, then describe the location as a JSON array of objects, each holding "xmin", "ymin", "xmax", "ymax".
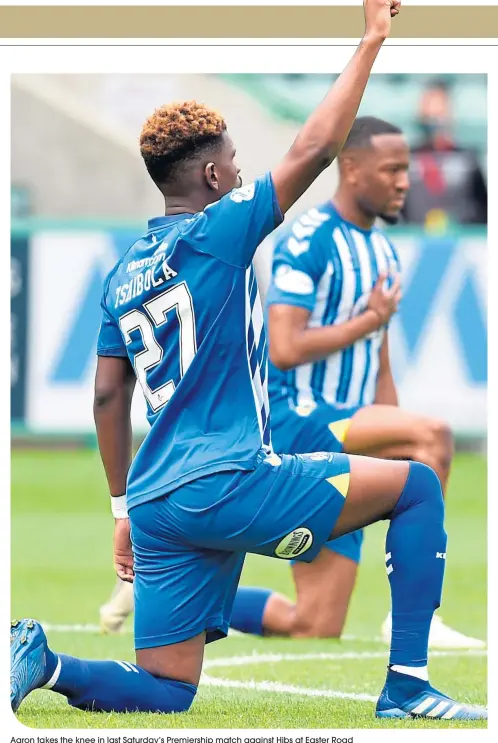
[{"xmin": 401, "ymin": 80, "xmax": 487, "ymax": 228}]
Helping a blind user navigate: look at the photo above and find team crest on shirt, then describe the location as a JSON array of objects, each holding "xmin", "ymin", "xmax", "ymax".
[
  {"xmin": 294, "ymin": 402, "xmax": 316, "ymax": 417},
  {"xmin": 275, "ymin": 528, "xmax": 313, "ymax": 559},
  {"xmin": 305, "ymin": 451, "xmax": 333, "ymax": 462},
  {"xmin": 230, "ymin": 183, "xmax": 255, "ymax": 202}
]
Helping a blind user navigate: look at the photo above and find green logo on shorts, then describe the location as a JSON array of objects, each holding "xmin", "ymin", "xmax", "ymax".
[{"xmin": 275, "ymin": 528, "xmax": 313, "ymax": 559}]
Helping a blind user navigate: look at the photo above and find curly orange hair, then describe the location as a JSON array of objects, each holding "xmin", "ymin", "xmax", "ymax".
[{"xmin": 140, "ymin": 100, "xmax": 227, "ymax": 184}]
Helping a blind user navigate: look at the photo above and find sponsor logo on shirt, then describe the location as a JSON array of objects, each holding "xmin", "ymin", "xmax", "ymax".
[
  {"xmin": 275, "ymin": 528, "xmax": 313, "ymax": 559},
  {"xmin": 230, "ymin": 183, "xmax": 255, "ymax": 203},
  {"xmin": 274, "ymin": 265, "xmax": 314, "ymax": 295}
]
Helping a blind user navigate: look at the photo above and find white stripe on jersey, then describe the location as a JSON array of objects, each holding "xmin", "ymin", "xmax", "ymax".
[
  {"xmin": 361, "ymin": 232, "xmax": 392, "ymax": 403},
  {"xmin": 250, "ymin": 280, "xmax": 265, "ymax": 352},
  {"xmin": 296, "ymin": 260, "xmax": 334, "ymax": 407},
  {"xmin": 245, "ymin": 267, "xmax": 272, "ymax": 452},
  {"xmin": 322, "ymin": 226, "xmax": 359, "ymax": 404},
  {"xmin": 376, "ymin": 231, "xmax": 399, "ymax": 275},
  {"xmin": 371, "ymin": 231, "xmax": 390, "ymax": 277},
  {"xmin": 345, "ymin": 230, "xmax": 375, "ymax": 406},
  {"xmin": 289, "ymin": 223, "xmax": 397, "ymax": 408}
]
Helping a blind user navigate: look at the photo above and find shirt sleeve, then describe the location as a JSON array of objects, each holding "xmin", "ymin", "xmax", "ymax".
[
  {"xmin": 189, "ymin": 172, "xmax": 283, "ymax": 269},
  {"xmin": 97, "ymin": 299, "xmax": 128, "ymax": 358},
  {"xmin": 266, "ymin": 220, "xmax": 328, "ymax": 314}
]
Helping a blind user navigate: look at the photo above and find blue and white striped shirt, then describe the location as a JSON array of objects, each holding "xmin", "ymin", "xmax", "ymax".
[{"xmin": 267, "ymin": 202, "xmax": 400, "ymax": 408}]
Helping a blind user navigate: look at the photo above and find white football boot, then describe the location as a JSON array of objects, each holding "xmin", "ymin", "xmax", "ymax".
[
  {"xmin": 381, "ymin": 612, "xmax": 486, "ymax": 649},
  {"xmin": 99, "ymin": 578, "xmax": 134, "ymax": 634}
]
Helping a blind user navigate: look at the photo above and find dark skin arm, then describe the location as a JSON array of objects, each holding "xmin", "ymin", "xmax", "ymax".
[
  {"xmin": 269, "ymin": 304, "xmax": 382, "ymax": 371},
  {"xmin": 374, "ymin": 333, "xmax": 399, "ymax": 406},
  {"xmin": 271, "ymin": 0, "xmax": 400, "ymax": 214},
  {"xmin": 94, "ymin": 355, "xmax": 136, "ymax": 582},
  {"xmin": 269, "ymin": 273, "xmax": 401, "ymax": 370},
  {"xmin": 94, "ymin": 355, "xmax": 136, "ymax": 496}
]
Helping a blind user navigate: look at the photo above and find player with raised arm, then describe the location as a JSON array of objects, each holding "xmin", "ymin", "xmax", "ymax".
[
  {"xmin": 11, "ymin": 0, "xmax": 487, "ymax": 720},
  {"xmin": 101, "ymin": 118, "xmax": 484, "ymax": 650}
]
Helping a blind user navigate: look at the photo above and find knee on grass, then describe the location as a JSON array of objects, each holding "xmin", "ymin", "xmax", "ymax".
[
  {"xmin": 166, "ymin": 681, "xmax": 197, "ymax": 713},
  {"xmin": 138, "ymin": 676, "xmax": 198, "ymax": 714},
  {"xmin": 290, "ymin": 607, "xmax": 345, "ymax": 639}
]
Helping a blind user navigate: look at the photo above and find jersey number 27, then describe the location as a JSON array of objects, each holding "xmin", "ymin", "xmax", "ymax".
[{"xmin": 119, "ymin": 282, "xmax": 197, "ymax": 412}]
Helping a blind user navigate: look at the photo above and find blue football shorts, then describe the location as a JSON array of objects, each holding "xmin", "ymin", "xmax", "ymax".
[
  {"xmin": 270, "ymin": 395, "xmax": 361, "ymax": 454},
  {"xmin": 129, "ymin": 451, "xmax": 350, "ymax": 650},
  {"xmin": 270, "ymin": 396, "xmax": 364, "ymax": 564}
]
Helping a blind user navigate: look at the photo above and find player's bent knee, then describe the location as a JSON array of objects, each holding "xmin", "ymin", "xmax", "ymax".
[
  {"xmin": 395, "ymin": 461, "xmax": 444, "ymax": 518},
  {"xmin": 432, "ymin": 418, "xmax": 454, "ymax": 465},
  {"xmin": 156, "ymin": 678, "xmax": 197, "ymax": 713},
  {"xmin": 420, "ymin": 419, "xmax": 454, "ymax": 468}
]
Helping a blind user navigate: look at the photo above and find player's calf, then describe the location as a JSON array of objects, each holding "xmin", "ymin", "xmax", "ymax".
[
  {"xmin": 329, "ymin": 460, "xmax": 447, "ymax": 682},
  {"xmin": 290, "ymin": 547, "xmax": 360, "ymax": 638},
  {"xmin": 330, "ymin": 456, "xmax": 486, "ymax": 719},
  {"xmin": 11, "ymin": 619, "xmax": 198, "ymax": 714},
  {"xmin": 291, "ymin": 607, "xmax": 343, "ymax": 639}
]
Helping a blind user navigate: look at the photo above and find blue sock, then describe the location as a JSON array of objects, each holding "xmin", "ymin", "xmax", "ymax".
[
  {"xmin": 230, "ymin": 586, "xmax": 273, "ymax": 635},
  {"xmin": 48, "ymin": 654, "xmax": 196, "ymax": 713},
  {"xmin": 386, "ymin": 461, "xmax": 447, "ymax": 668}
]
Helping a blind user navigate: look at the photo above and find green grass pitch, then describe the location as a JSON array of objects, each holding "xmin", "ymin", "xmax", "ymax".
[{"xmin": 11, "ymin": 449, "xmax": 487, "ymax": 729}]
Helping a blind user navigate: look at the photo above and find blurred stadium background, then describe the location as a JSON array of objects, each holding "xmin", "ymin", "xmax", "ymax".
[
  {"xmin": 11, "ymin": 72, "xmax": 487, "ymax": 445},
  {"xmin": 10, "ymin": 73, "xmax": 487, "ymax": 728}
]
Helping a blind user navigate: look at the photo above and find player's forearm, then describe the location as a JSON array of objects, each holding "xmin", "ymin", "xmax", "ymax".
[
  {"xmin": 290, "ymin": 37, "xmax": 384, "ymax": 171},
  {"xmin": 94, "ymin": 388, "xmax": 133, "ymax": 496},
  {"xmin": 375, "ymin": 371, "xmax": 399, "ymax": 405},
  {"xmin": 270, "ymin": 311, "xmax": 381, "ymax": 370}
]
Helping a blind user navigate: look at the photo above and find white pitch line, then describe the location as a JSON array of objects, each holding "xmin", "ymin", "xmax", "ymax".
[
  {"xmin": 43, "ymin": 622, "xmax": 130, "ymax": 634},
  {"xmin": 39, "ymin": 623, "xmax": 485, "ymax": 705},
  {"xmin": 41, "ymin": 623, "xmax": 488, "ymax": 654},
  {"xmin": 202, "ymin": 650, "xmax": 486, "ymax": 705},
  {"xmin": 202, "ymin": 674, "xmax": 378, "ymax": 702},
  {"xmin": 41, "ymin": 623, "xmax": 246, "ymax": 638},
  {"xmin": 203, "ymin": 649, "xmax": 487, "ymax": 669},
  {"xmin": 39, "ymin": 623, "xmax": 378, "ymax": 642}
]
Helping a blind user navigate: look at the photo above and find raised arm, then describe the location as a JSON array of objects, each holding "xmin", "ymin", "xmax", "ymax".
[{"xmin": 272, "ymin": 0, "xmax": 400, "ymax": 214}]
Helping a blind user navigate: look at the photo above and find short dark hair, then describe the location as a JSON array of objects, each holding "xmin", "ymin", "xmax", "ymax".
[
  {"xmin": 140, "ymin": 100, "xmax": 227, "ymax": 185},
  {"xmin": 425, "ymin": 78, "xmax": 451, "ymax": 94},
  {"xmin": 341, "ymin": 116, "xmax": 403, "ymax": 153}
]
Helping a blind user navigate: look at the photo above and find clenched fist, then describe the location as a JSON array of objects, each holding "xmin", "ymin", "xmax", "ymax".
[{"xmin": 364, "ymin": 0, "xmax": 401, "ymax": 42}]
